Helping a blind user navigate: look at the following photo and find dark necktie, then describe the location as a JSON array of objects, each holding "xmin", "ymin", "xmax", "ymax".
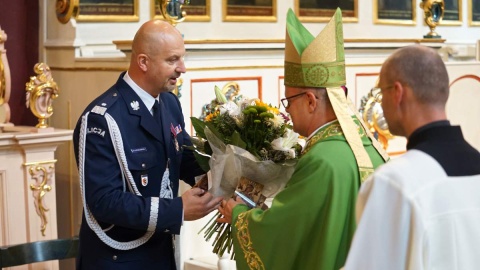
[
  {"xmin": 153, "ymin": 100, "xmax": 167, "ymax": 156},
  {"xmin": 152, "ymin": 100, "xmax": 162, "ymax": 126}
]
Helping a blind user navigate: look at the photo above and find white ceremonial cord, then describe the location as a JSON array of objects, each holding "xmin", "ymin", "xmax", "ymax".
[
  {"xmin": 160, "ymin": 164, "xmax": 173, "ymax": 199},
  {"xmin": 105, "ymin": 113, "xmax": 141, "ymax": 196},
  {"xmin": 79, "ymin": 112, "xmax": 170, "ymax": 250}
]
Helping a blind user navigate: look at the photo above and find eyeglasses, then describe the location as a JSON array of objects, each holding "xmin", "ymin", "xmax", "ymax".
[
  {"xmin": 372, "ymin": 85, "xmax": 394, "ymax": 102},
  {"xmin": 280, "ymin": 92, "xmax": 307, "ymax": 108}
]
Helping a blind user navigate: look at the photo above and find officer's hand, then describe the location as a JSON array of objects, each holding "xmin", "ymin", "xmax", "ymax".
[{"xmin": 182, "ymin": 188, "xmax": 223, "ymax": 221}]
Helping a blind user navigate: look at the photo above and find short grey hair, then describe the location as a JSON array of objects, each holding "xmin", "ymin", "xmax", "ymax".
[{"xmin": 384, "ymin": 45, "xmax": 449, "ymax": 106}]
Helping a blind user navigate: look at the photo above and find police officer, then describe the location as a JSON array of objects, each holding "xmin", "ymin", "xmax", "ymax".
[{"xmin": 73, "ymin": 20, "xmax": 222, "ymax": 270}]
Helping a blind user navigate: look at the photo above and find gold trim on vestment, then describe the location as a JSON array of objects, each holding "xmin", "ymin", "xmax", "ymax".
[
  {"xmin": 302, "ymin": 121, "xmax": 344, "ymax": 154},
  {"xmin": 235, "ymin": 212, "xmax": 265, "ymax": 270},
  {"xmin": 328, "ymin": 88, "xmax": 374, "ymax": 183}
]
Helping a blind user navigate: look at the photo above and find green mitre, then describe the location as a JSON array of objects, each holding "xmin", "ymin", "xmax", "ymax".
[{"xmin": 284, "ymin": 8, "xmax": 346, "ymax": 88}]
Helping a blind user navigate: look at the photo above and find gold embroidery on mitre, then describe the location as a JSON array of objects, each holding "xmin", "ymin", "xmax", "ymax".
[
  {"xmin": 283, "ymin": 8, "xmax": 380, "ymax": 180},
  {"xmin": 302, "ymin": 19, "xmax": 337, "ymax": 64},
  {"xmin": 235, "ymin": 212, "xmax": 265, "ymax": 270},
  {"xmin": 284, "ymin": 8, "xmax": 346, "ymax": 88},
  {"xmin": 284, "ymin": 61, "xmax": 346, "ymax": 88}
]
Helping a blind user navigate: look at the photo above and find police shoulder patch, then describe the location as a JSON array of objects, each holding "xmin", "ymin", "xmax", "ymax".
[
  {"xmin": 90, "ymin": 91, "xmax": 119, "ymax": 115},
  {"xmin": 86, "ymin": 126, "xmax": 106, "ymax": 137}
]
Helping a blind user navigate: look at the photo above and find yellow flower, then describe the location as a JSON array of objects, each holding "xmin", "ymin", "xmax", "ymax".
[
  {"xmin": 268, "ymin": 106, "xmax": 279, "ymax": 115},
  {"xmin": 205, "ymin": 111, "xmax": 219, "ymax": 122},
  {"xmin": 255, "ymin": 100, "xmax": 279, "ymax": 114},
  {"xmin": 254, "ymin": 99, "xmax": 266, "ymax": 107}
]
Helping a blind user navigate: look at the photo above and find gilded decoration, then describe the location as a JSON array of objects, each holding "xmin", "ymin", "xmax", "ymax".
[
  {"xmin": 223, "ymin": 0, "xmax": 276, "ymax": 22},
  {"xmin": 171, "ymin": 77, "xmax": 183, "ymax": 97},
  {"xmin": 25, "ymin": 63, "xmax": 60, "ymax": 128},
  {"xmin": 157, "ymin": 0, "xmax": 188, "ymax": 26},
  {"xmin": 470, "ymin": 0, "xmax": 480, "ymax": 26},
  {"xmin": 235, "ymin": 212, "xmax": 265, "ymax": 270},
  {"xmin": 373, "ymin": 0, "xmax": 417, "ymax": 25},
  {"xmin": 0, "ymin": 31, "xmax": 5, "ymax": 106},
  {"xmin": 56, "ymin": 0, "xmax": 79, "ymax": 24},
  {"xmin": 76, "ymin": 0, "xmax": 139, "ymax": 22},
  {"xmin": 150, "ymin": 0, "xmax": 210, "ymax": 22},
  {"xmin": 0, "ymin": 26, "xmax": 11, "ymax": 124},
  {"xmin": 295, "ymin": 0, "xmax": 358, "ymax": 23},
  {"xmin": 420, "ymin": 0, "xmax": 445, "ymax": 38},
  {"xmin": 442, "ymin": 0, "xmax": 461, "ymax": 25},
  {"xmin": 199, "ymin": 81, "xmax": 241, "ymax": 121},
  {"xmin": 26, "ymin": 162, "xmax": 56, "ymax": 236},
  {"xmin": 359, "ymin": 84, "xmax": 394, "ymax": 150}
]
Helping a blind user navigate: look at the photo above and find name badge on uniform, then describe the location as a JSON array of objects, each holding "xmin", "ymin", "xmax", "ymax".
[{"xmin": 141, "ymin": 174, "xmax": 148, "ymax": 186}]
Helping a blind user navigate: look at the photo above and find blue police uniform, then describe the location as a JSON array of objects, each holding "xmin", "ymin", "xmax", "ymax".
[{"xmin": 73, "ymin": 73, "xmax": 204, "ymax": 269}]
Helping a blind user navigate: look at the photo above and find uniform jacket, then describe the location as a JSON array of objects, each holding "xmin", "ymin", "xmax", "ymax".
[{"xmin": 73, "ymin": 73, "xmax": 204, "ymax": 269}]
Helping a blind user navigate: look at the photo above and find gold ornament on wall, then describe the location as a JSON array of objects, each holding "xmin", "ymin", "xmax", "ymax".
[
  {"xmin": 0, "ymin": 31, "xmax": 6, "ymax": 106},
  {"xmin": 158, "ymin": 0, "xmax": 190, "ymax": 26},
  {"xmin": 0, "ymin": 26, "xmax": 11, "ymax": 124},
  {"xmin": 420, "ymin": 0, "xmax": 444, "ymax": 38},
  {"xmin": 25, "ymin": 63, "xmax": 60, "ymax": 128},
  {"xmin": 199, "ymin": 82, "xmax": 241, "ymax": 121},
  {"xmin": 172, "ymin": 77, "xmax": 183, "ymax": 97},
  {"xmin": 56, "ymin": 0, "xmax": 79, "ymax": 24},
  {"xmin": 26, "ymin": 161, "xmax": 56, "ymax": 236},
  {"xmin": 359, "ymin": 82, "xmax": 394, "ymax": 150}
]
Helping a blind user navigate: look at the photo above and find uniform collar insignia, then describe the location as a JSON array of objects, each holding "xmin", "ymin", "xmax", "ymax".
[{"xmin": 130, "ymin": 100, "xmax": 140, "ymax": 110}]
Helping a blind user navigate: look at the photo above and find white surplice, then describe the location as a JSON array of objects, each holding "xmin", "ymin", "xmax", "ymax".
[{"xmin": 344, "ymin": 150, "xmax": 480, "ymax": 270}]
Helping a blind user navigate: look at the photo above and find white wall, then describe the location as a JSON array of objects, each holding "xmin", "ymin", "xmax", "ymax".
[{"xmin": 41, "ymin": 0, "xmax": 480, "ymax": 59}]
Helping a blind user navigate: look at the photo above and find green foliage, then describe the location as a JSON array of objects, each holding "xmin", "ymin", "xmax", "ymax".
[
  {"xmin": 190, "ymin": 101, "xmax": 296, "ymax": 163},
  {"xmin": 193, "ymin": 151, "xmax": 211, "ymax": 172},
  {"xmin": 192, "ymin": 90, "xmax": 303, "ymax": 258}
]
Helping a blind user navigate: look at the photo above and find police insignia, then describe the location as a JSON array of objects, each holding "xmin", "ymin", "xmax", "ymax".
[
  {"xmin": 130, "ymin": 100, "xmax": 140, "ymax": 110},
  {"xmin": 87, "ymin": 127, "xmax": 105, "ymax": 137},
  {"xmin": 141, "ymin": 174, "xmax": 148, "ymax": 186},
  {"xmin": 91, "ymin": 105, "xmax": 107, "ymax": 115}
]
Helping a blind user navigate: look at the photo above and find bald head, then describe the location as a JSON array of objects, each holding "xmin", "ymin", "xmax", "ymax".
[
  {"xmin": 128, "ymin": 20, "xmax": 186, "ymax": 96},
  {"xmin": 382, "ymin": 45, "xmax": 449, "ymax": 107},
  {"xmin": 131, "ymin": 20, "xmax": 182, "ymax": 60}
]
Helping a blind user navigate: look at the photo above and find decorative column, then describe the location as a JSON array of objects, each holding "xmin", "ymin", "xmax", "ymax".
[{"xmin": 0, "ymin": 129, "xmax": 72, "ymax": 270}]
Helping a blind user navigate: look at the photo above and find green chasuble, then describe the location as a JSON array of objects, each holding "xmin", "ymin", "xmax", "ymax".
[{"xmin": 231, "ymin": 119, "xmax": 386, "ymax": 270}]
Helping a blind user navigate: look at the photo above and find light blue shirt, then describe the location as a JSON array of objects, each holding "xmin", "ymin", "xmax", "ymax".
[{"xmin": 123, "ymin": 72, "xmax": 158, "ymax": 115}]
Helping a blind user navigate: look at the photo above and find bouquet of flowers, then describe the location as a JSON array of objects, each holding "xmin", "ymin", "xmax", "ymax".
[{"xmin": 190, "ymin": 86, "xmax": 304, "ymax": 257}]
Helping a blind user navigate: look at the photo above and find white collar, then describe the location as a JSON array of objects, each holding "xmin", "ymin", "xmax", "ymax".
[{"xmin": 123, "ymin": 72, "xmax": 158, "ymax": 114}]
